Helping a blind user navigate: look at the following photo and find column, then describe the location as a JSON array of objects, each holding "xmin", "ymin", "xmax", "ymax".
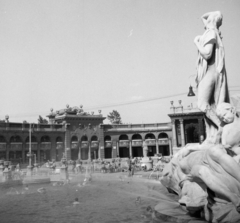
[
  {"xmin": 22, "ymin": 142, "xmax": 26, "ymax": 163},
  {"xmin": 179, "ymin": 119, "xmax": 185, "ymax": 147},
  {"xmin": 88, "ymin": 141, "xmax": 91, "ymax": 161},
  {"xmin": 64, "ymin": 128, "xmax": 71, "ymax": 160},
  {"xmin": 171, "ymin": 120, "xmax": 177, "ymax": 147},
  {"xmin": 78, "ymin": 142, "xmax": 82, "ymax": 160},
  {"xmin": 168, "ymin": 138, "xmax": 172, "ymax": 156},
  {"xmin": 156, "ymin": 139, "xmax": 159, "ymax": 154},
  {"xmin": 129, "ymin": 140, "xmax": 132, "ymax": 157},
  {"xmin": 37, "ymin": 142, "xmax": 40, "ymax": 163},
  {"xmin": 116, "ymin": 141, "xmax": 119, "ymax": 157},
  {"xmin": 98, "ymin": 126, "xmax": 105, "ymax": 159},
  {"xmin": 51, "ymin": 137, "xmax": 56, "ymax": 161},
  {"xmin": 112, "ymin": 141, "xmax": 117, "ymax": 158},
  {"xmin": 6, "ymin": 143, "xmax": 9, "ymax": 161},
  {"xmin": 98, "ymin": 143, "xmax": 101, "ymax": 159},
  {"xmin": 94, "ymin": 150, "xmax": 96, "ymax": 159}
]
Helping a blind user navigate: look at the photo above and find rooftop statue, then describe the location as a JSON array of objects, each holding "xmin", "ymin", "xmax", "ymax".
[
  {"xmin": 77, "ymin": 105, "xmax": 87, "ymax": 115},
  {"xmin": 160, "ymin": 11, "xmax": 240, "ymax": 223}
]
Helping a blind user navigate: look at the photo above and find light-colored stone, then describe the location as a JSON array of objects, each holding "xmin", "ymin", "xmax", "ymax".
[{"xmin": 160, "ymin": 11, "xmax": 240, "ymax": 223}]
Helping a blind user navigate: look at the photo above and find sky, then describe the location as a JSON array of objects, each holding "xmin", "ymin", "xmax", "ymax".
[{"xmin": 0, "ymin": 0, "xmax": 240, "ymax": 124}]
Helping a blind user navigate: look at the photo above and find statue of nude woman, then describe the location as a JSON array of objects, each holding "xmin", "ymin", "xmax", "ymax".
[{"xmin": 194, "ymin": 11, "xmax": 230, "ymax": 144}]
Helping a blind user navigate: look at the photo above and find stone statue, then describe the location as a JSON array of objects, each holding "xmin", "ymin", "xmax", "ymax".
[
  {"xmin": 140, "ymin": 140, "xmax": 153, "ymax": 170},
  {"xmin": 142, "ymin": 140, "xmax": 148, "ymax": 157},
  {"xmin": 194, "ymin": 11, "xmax": 229, "ymax": 145},
  {"xmin": 161, "ymin": 103, "xmax": 240, "ymax": 222},
  {"xmin": 160, "ymin": 11, "xmax": 240, "ymax": 222}
]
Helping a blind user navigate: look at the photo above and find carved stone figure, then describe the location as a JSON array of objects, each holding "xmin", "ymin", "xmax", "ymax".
[
  {"xmin": 140, "ymin": 140, "xmax": 153, "ymax": 170},
  {"xmin": 161, "ymin": 103, "xmax": 240, "ymax": 222},
  {"xmin": 160, "ymin": 11, "xmax": 240, "ymax": 222},
  {"xmin": 194, "ymin": 11, "xmax": 229, "ymax": 145},
  {"xmin": 142, "ymin": 140, "xmax": 148, "ymax": 157}
]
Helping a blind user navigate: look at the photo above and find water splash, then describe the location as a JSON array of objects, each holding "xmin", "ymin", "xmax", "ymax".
[{"xmin": 37, "ymin": 187, "xmax": 46, "ymax": 194}]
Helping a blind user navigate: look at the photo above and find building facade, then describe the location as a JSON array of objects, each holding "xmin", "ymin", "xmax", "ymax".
[{"xmin": 0, "ymin": 104, "xmax": 205, "ymax": 164}]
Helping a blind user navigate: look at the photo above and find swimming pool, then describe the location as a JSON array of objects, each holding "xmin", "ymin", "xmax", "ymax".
[{"xmin": 0, "ymin": 172, "xmax": 159, "ymax": 223}]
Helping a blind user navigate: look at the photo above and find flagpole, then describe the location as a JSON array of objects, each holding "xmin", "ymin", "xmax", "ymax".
[{"xmin": 26, "ymin": 123, "xmax": 32, "ymax": 176}]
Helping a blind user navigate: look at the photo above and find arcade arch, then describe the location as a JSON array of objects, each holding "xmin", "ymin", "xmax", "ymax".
[
  {"xmin": 104, "ymin": 135, "xmax": 112, "ymax": 159},
  {"xmin": 158, "ymin": 132, "xmax": 170, "ymax": 156},
  {"xmin": 90, "ymin": 135, "xmax": 98, "ymax": 160},
  {"xmin": 81, "ymin": 135, "xmax": 88, "ymax": 160},
  {"xmin": 9, "ymin": 135, "xmax": 22, "ymax": 162},
  {"xmin": 132, "ymin": 134, "xmax": 143, "ymax": 157},
  {"xmin": 144, "ymin": 133, "xmax": 156, "ymax": 156},
  {"xmin": 56, "ymin": 136, "xmax": 63, "ymax": 161},
  {"xmin": 119, "ymin": 135, "xmax": 129, "ymax": 158},
  {"xmin": 71, "ymin": 136, "xmax": 79, "ymax": 161},
  {"xmin": 25, "ymin": 136, "xmax": 38, "ymax": 163},
  {"xmin": 0, "ymin": 136, "xmax": 6, "ymax": 160},
  {"xmin": 40, "ymin": 135, "xmax": 51, "ymax": 162}
]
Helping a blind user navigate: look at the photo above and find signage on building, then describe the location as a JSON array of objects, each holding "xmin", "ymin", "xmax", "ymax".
[
  {"xmin": 119, "ymin": 140, "xmax": 129, "ymax": 147},
  {"xmin": 91, "ymin": 142, "xmax": 98, "ymax": 148},
  {"xmin": 146, "ymin": 140, "xmax": 156, "ymax": 145},
  {"xmin": 105, "ymin": 142, "xmax": 112, "ymax": 147},
  {"xmin": 71, "ymin": 142, "xmax": 78, "ymax": 149},
  {"xmin": 81, "ymin": 142, "xmax": 88, "ymax": 148},
  {"xmin": 56, "ymin": 142, "xmax": 63, "ymax": 150},
  {"xmin": 10, "ymin": 143, "xmax": 23, "ymax": 151},
  {"xmin": 41, "ymin": 142, "xmax": 51, "ymax": 150},
  {"xmin": 25, "ymin": 143, "xmax": 38, "ymax": 150},
  {"xmin": 132, "ymin": 140, "xmax": 142, "ymax": 147}
]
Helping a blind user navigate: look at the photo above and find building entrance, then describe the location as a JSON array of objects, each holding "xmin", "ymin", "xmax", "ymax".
[
  {"xmin": 71, "ymin": 149, "xmax": 79, "ymax": 160},
  {"xmin": 81, "ymin": 148, "xmax": 88, "ymax": 160},
  {"xmin": 147, "ymin": 146, "xmax": 156, "ymax": 156},
  {"xmin": 119, "ymin": 147, "xmax": 129, "ymax": 158},
  {"xmin": 104, "ymin": 147, "xmax": 112, "ymax": 158},
  {"xmin": 159, "ymin": 145, "xmax": 170, "ymax": 156},
  {"xmin": 185, "ymin": 124, "xmax": 199, "ymax": 143},
  {"xmin": 0, "ymin": 152, "xmax": 6, "ymax": 160},
  {"xmin": 132, "ymin": 147, "xmax": 143, "ymax": 157}
]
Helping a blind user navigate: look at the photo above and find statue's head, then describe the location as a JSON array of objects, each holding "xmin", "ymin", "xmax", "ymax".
[
  {"xmin": 206, "ymin": 11, "xmax": 223, "ymax": 30},
  {"xmin": 216, "ymin": 102, "xmax": 235, "ymax": 124}
]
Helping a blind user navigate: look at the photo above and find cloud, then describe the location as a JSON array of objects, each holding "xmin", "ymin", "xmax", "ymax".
[{"xmin": 128, "ymin": 29, "xmax": 133, "ymax": 37}]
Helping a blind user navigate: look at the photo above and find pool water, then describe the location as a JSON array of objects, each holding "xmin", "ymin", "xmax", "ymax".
[{"xmin": 0, "ymin": 173, "xmax": 161, "ymax": 223}]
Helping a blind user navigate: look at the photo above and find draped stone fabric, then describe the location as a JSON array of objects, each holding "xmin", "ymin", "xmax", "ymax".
[
  {"xmin": 160, "ymin": 145, "xmax": 240, "ymax": 223},
  {"xmin": 196, "ymin": 28, "xmax": 230, "ymax": 107}
]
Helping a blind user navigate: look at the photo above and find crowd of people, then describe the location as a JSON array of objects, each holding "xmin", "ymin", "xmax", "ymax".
[{"xmin": 1, "ymin": 154, "xmax": 170, "ymax": 180}]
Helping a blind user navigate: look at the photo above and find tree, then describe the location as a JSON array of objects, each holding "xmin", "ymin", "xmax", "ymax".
[
  {"xmin": 38, "ymin": 115, "xmax": 48, "ymax": 124},
  {"xmin": 107, "ymin": 110, "xmax": 122, "ymax": 124}
]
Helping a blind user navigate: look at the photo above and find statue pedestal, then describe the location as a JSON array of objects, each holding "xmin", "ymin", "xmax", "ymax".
[
  {"xmin": 0, "ymin": 165, "xmax": 4, "ymax": 176},
  {"xmin": 60, "ymin": 165, "xmax": 68, "ymax": 181},
  {"xmin": 2, "ymin": 168, "xmax": 11, "ymax": 182},
  {"xmin": 26, "ymin": 166, "xmax": 33, "ymax": 176},
  {"xmin": 140, "ymin": 158, "xmax": 153, "ymax": 171}
]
